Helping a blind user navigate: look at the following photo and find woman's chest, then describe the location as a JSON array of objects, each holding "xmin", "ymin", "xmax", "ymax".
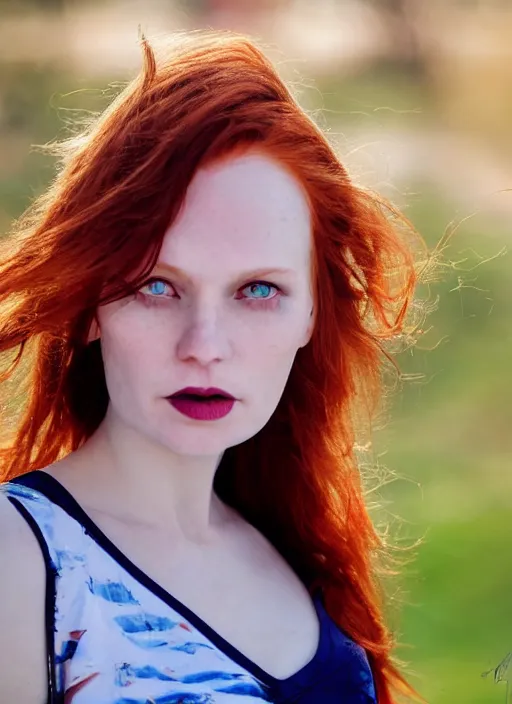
[{"xmin": 81, "ymin": 511, "xmax": 321, "ymax": 682}]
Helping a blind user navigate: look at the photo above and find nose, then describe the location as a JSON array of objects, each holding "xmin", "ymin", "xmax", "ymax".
[{"xmin": 176, "ymin": 306, "xmax": 232, "ymax": 366}]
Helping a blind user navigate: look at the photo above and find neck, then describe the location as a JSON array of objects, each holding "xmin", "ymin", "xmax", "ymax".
[{"xmin": 56, "ymin": 405, "xmax": 237, "ymax": 546}]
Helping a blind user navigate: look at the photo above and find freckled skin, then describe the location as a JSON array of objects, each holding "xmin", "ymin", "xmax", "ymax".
[{"xmin": 92, "ymin": 151, "xmax": 315, "ymax": 459}]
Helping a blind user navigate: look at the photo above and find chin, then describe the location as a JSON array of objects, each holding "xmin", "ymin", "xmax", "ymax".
[
  {"xmin": 157, "ymin": 421, "xmax": 258, "ymax": 457},
  {"xmin": 151, "ymin": 426, "xmax": 229, "ymax": 454}
]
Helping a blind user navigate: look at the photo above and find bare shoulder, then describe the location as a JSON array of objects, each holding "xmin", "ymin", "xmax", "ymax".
[{"xmin": 0, "ymin": 491, "xmax": 49, "ymax": 703}]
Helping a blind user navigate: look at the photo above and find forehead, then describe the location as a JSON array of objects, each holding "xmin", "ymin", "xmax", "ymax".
[{"xmin": 157, "ymin": 151, "xmax": 312, "ymax": 275}]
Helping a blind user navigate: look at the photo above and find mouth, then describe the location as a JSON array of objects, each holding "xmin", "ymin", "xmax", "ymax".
[
  {"xmin": 168, "ymin": 387, "xmax": 235, "ymax": 401},
  {"xmin": 166, "ymin": 387, "xmax": 236, "ymax": 421}
]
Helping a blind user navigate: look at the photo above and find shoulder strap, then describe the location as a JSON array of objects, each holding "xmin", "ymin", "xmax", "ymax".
[
  {"xmin": 3, "ymin": 472, "xmax": 61, "ymax": 562},
  {"xmin": 2, "ymin": 474, "xmax": 64, "ymax": 704},
  {"xmin": 9, "ymin": 470, "xmax": 74, "ymax": 511}
]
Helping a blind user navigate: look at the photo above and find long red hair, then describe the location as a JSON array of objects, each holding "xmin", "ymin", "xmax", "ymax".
[{"xmin": 0, "ymin": 30, "xmax": 432, "ymax": 703}]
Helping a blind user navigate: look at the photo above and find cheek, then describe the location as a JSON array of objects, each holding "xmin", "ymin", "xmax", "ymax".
[
  {"xmin": 98, "ymin": 310, "xmax": 170, "ymax": 392},
  {"xmin": 243, "ymin": 332, "xmax": 300, "ymax": 424},
  {"xmin": 248, "ymin": 309, "xmax": 309, "ymax": 348},
  {"xmin": 242, "ymin": 320, "xmax": 304, "ymax": 377}
]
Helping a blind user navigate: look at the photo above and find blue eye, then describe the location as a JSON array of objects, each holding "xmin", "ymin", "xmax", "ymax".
[
  {"xmin": 148, "ymin": 280, "xmax": 168, "ymax": 296},
  {"xmin": 244, "ymin": 282, "xmax": 275, "ymax": 299},
  {"xmin": 138, "ymin": 278, "xmax": 173, "ymax": 301},
  {"xmin": 138, "ymin": 278, "xmax": 281, "ymax": 308}
]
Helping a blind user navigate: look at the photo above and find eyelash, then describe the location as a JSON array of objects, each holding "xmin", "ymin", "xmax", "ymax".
[{"xmin": 136, "ymin": 277, "xmax": 282, "ymax": 309}]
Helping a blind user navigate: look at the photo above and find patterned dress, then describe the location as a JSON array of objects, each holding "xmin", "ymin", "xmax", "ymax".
[{"xmin": 2, "ymin": 471, "xmax": 378, "ymax": 703}]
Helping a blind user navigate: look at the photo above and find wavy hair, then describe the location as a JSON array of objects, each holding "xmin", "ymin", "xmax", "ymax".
[{"xmin": 0, "ymin": 29, "xmax": 434, "ymax": 704}]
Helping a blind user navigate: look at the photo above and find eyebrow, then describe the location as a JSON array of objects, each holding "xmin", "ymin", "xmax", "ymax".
[{"xmin": 153, "ymin": 263, "xmax": 297, "ymax": 281}]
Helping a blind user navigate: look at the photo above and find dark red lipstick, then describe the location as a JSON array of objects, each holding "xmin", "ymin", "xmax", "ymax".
[{"xmin": 167, "ymin": 387, "xmax": 236, "ymax": 420}]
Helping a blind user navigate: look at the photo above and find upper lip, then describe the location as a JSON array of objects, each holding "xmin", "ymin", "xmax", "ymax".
[{"xmin": 169, "ymin": 386, "xmax": 236, "ymax": 399}]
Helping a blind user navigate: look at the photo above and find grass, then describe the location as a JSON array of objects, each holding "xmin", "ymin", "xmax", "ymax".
[{"xmin": 369, "ymin": 183, "xmax": 512, "ymax": 704}]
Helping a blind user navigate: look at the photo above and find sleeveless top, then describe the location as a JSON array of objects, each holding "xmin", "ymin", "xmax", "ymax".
[{"xmin": 2, "ymin": 471, "xmax": 378, "ymax": 704}]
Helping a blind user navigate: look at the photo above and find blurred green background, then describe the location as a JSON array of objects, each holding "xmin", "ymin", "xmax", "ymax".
[{"xmin": 0, "ymin": 1, "xmax": 510, "ymax": 702}]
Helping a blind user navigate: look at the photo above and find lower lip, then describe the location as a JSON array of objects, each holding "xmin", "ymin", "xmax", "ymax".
[{"xmin": 167, "ymin": 396, "xmax": 235, "ymax": 421}]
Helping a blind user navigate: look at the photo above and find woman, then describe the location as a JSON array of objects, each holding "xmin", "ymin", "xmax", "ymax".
[{"xmin": 0, "ymin": 30, "xmax": 430, "ymax": 704}]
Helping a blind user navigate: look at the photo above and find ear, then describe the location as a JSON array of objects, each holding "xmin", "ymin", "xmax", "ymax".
[{"xmin": 87, "ymin": 316, "xmax": 101, "ymax": 344}]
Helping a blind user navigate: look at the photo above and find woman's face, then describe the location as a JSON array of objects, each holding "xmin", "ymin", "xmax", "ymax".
[{"xmin": 94, "ymin": 151, "xmax": 315, "ymax": 456}]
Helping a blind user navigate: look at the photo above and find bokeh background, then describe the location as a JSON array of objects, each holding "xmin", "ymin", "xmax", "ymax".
[{"xmin": 0, "ymin": 1, "xmax": 511, "ymax": 702}]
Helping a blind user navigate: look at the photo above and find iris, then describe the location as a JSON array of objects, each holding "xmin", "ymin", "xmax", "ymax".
[
  {"xmin": 247, "ymin": 282, "xmax": 272, "ymax": 298},
  {"xmin": 148, "ymin": 280, "xmax": 168, "ymax": 296}
]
